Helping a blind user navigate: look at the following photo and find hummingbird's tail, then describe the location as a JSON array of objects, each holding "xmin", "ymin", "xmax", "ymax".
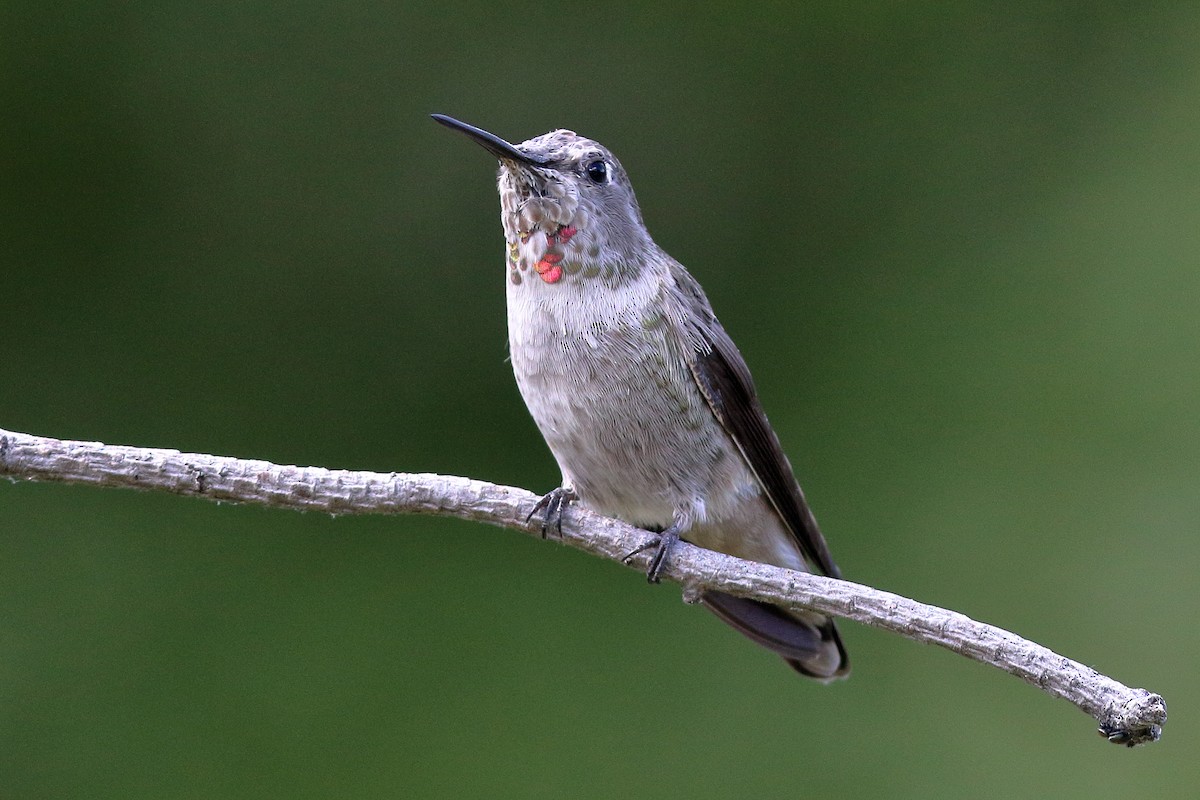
[{"xmin": 701, "ymin": 590, "xmax": 850, "ymax": 681}]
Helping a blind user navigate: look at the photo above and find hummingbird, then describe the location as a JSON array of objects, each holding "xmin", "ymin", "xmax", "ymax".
[{"xmin": 432, "ymin": 114, "xmax": 849, "ymax": 680}]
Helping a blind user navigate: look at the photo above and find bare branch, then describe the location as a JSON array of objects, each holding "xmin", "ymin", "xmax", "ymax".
[{"xmin": 0, "ymin": 427, "xmax": 1165, "ymax": 746}]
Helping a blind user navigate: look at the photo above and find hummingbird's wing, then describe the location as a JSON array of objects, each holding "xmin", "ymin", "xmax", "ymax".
[{"xmin": 672, "ymin": 264, "xmax": 840, "ymax": 579}]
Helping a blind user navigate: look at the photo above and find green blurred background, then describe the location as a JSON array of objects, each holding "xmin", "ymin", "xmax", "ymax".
[{"xmin": 3, "ymin": 2, "xmax": 1197, "ymax": 797}]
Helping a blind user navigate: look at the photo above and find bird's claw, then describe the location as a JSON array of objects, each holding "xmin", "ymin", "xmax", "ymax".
[
  {"xmin": 622, "ymin": 527, "xmax": 680, "ymax": 584},
  {"xmin": 526, "ymin": 487, "xmax": 576, "ymax": 538}
]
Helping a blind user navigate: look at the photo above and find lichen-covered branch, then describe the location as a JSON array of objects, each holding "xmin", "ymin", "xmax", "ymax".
[{"xmin": 0, "ymin": 427, "xmax": 1166, "ymax": 746}]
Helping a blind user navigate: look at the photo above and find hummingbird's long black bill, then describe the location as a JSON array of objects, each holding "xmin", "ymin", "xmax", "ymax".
[{"xmin": 431, "ymin": 114, "xmax": 547, "ymax": 165}]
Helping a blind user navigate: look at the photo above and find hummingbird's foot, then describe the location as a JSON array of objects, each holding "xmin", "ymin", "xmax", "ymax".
[
  {"xmin": 526, "ymin": 487, "xmax": 577, "ymax": 538},
  {"xmin": 622, "ymin": 525, "xmax": 681, "ymax": 584}
]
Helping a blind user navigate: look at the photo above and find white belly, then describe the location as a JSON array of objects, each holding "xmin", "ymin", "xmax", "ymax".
[{"xmin": 506, "ymin": 270, "xmax": 808, "ymax": 573}]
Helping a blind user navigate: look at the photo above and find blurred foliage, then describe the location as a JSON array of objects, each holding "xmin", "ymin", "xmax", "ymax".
[{"xmin": 2, "ymin": 2, "xmax": 1197, "ymax": 797}]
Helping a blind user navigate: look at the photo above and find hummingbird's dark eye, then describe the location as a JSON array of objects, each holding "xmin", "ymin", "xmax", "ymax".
[{"xmin": 585, "ymin": 159, "xmax": 609, "ymax": 184}]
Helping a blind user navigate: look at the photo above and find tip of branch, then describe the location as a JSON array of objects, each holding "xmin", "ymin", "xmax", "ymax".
[{"xmin": 1098, "ymin": 691, "xmax": 1167, "ymax": 747}]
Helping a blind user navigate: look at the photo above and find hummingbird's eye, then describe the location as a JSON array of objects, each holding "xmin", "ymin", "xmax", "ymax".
[{"xmin": 585, "ymin": 160, "xmax": 609, "ymax": 184}]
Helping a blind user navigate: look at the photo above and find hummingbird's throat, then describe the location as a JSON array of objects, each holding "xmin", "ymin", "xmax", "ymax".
[{"xmin": 508, "ymin": 223, "xmax": 576, "ymax": 284}]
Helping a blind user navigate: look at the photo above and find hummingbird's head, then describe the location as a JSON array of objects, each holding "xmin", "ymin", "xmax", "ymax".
[{"xmin": 433, "ymin": 114, "xmax": 653, "ymax": 286}]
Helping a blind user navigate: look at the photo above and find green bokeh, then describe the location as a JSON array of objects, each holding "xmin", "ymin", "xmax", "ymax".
[{"xmin": 3, "ymin": 3, "xmax": 1197, "ymax": 797}]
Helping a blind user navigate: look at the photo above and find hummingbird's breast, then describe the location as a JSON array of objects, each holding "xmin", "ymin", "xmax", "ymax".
[{"xmin": 505, "ymin": 262, "xmax": 763, "ymax": 537}]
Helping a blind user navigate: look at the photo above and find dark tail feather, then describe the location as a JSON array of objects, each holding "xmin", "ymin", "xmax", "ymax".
[{"xmin": 701, "ymin": 590, "xmax": 850, "ymax": 681}]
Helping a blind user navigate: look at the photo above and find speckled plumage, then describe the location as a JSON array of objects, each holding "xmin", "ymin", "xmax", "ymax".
[{"xmin": 434, "ymin": 115, "xmax": 849, "ymax": 680}]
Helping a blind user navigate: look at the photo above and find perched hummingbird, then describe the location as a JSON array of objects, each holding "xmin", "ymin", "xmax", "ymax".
[{"xmin": 433, "ymin": 114, "xmax": 849, "ymax": 680}]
